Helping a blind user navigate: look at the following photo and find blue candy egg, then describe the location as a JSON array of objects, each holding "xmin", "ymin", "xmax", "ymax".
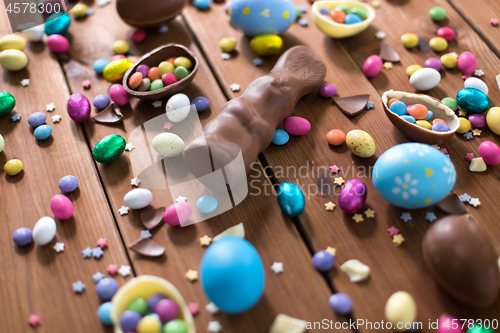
[
  {"xmin": 373, "ymin": 143, "xmax": 456, "ymax": 209},
  {"xmin": 34, "ymin": 124, "xmax": 52, "ymax": 140},
  {"xmin": 320, "ymin": 8, "xmax": 328, "ymax": 15},
  {"xmin": 312, "ymin": 250, "xmax": 335, "ymax": 271},
  {"xmin": 272, "ymin": 129, "xmax": 289, "ymax": 145},
  {"xmin": 197, "ymin": 195, "xmax": 218, "ymax": 213},
  {"xmin": 389, "ymin": 101, "xmax": 407, "ymax": 116},
  {"xmin": 229, "ymin": 0, "xmax": 297, "ymax": 36},
  {"xmin": 96, "ymin": 278, "xmax": 119, "ymax": 301},
  {"xmin": 456, "ymin": 88, "xmax": 490, "ymax": 114},
  {"xmin": 329, "ymin": 293, "xmax": 352, "ymax": 315},
  {"xmin": 93, "ymin": 59, "xmax": 110, "ymax": 74},
  {"xmin": 44, "ymin": 13, "xmax": 71, "ymax": 35},
  {"xmin": 28, "ymin": 112, "xmax": 46, "ymax": 127},
  {"xmin": 192, "ymin": 96, "xmax": 210, "ymax": 112},
  {"xmin": 59, "ymin": 175, "xmax": 79, "ymax": 192},
  {"xmin": 277, "ymin": 182, "xmax": 305, "ymax": 218},
  {"xmin": 93, "ymin": 94, "xmax": 111, "ymax": 109},
  {"xmin": 200, "ymin": 236, "xmax": 265, "ymax": 313},
  {"xmin": 345, "ymin": 13, "xmax": 363, "ymax": 24},
  {"xmin": 400, "ymin": 115, "xmax": 416, "ymax": 123},
  {"xmin": 98, "ymin": 302, "xmax": 113, "ymax": 325},
  {"xmin": 194, "ymin": 0, "xmax": 211, "ymax": 9},
  {"xmin": 431, "ymin": 122, "xmax": 450, "ymax": 132},
  {"xmin": 424, "ymin": 110, "xmax": 433, "ymax": 121},
  {"xmin": 13, "ymin": 227, "xmax": 33, "ymax": 246}
]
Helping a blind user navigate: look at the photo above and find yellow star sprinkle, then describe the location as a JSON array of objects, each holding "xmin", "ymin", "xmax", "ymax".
[
  {"xmin": 383, "ymin": 62, "xmax": 393, "ymax": 69},
  {"xmin": 199, "ymin": 235, "xmax": 212, "ymax": 247},
  {"xmin": 364, "ymin": 208, "xmax": 375, "ymax": 218},
  {"xmin": 325, "ymin": 201, "xmax": 336, "ymax": 211},
  {"xmin": 392, "ymin": 234, "xmax": 405, "ymax": 246},
  {"xmin": 458, "ymin": 109, "xmax": 467, "ymax": 117},
  {"xmin": 472, "ymin": 129, "xmax": 482, "ymax": 136},
  {"xmin": 334, "ymin": 177, "xmax": 345, "ymax": 186},
  {"xmin": 371, "ymin": 0, "xmax": 381, "ymax": 8},
  {"xmin": 185, "ymin": 269, "xmax": 199, "ymax": 281},
  {"xmin": 431, "ymin": 144, "xmax": 440, "ymax": 149},
  {"xmin": 325, "ymin": 247, "xmax": 337, "ymax": 256},
  {"xmin": 352, "ymin": 213, "xmax": 364, "ymax": 223}
]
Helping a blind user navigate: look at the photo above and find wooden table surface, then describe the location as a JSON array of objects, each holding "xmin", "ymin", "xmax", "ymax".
[{"xmin": 1, "ymin": 0, "xmax": 499, "ymax": 332}]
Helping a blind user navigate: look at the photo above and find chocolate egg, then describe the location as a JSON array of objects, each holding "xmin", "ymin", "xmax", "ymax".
[
  {"xmin": 456, "ymin": 88, "xmax": 490, "ymax": 114},
  {"xmin": 338, "ymin": 179, "xmax": 367, "ymax": 213},
  {"xmin": 422, "ymin": 216, "xmax": 500, "ymax": 307},
  {"xmin": 67, "ymin": 93, "xmax": 91, "ymax": 123},
  {"xmin": 116, "ymin": 0, "xmax": 188, "ymax": 28}
]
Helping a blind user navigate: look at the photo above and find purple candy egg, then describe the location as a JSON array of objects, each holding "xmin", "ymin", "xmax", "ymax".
[
  {"xmin": 93, "ymin": 94, "xmax": 111, "ymax": 109},
  {"xmin": 320, "ymin": 8, "xmax": 328, "ymax": 15},
  {"xmin": 13, "ymin": 227, "xmax": 33, "ymax": 246},
  {"xmin": 424, "ymin": 57, "xmax": 442, "ymax": 71},
  {"xmin": 432, "ymin": 122, "xmax": 450, "ymax": 132},
  {"xmin": 329, "ymin": 293, "xmax": 352, "ymax": 315},
  {"xmin": 136, "ymin": 64, "xmax": 150, "ymax": 78},
  {"xmin": 319, "ymin": 83, "xmax": 337, "ymax": 97},
  {"xmin": 119, "ymin": 310, "xmax": 142, "ymax": 332},
  {"xmin": 67, "ymin": 93, "xmax": 91, "ymax": 123},
  {"xmin": 154, "ymin": 299, "xmax": 179, "ymax": 322},
  {"xmin": 59, "ymin": 175, "xmax": 79, "ymax": 192},
  {"xmin": 192, "ymin": 96, "xmax": 209, "ymax": 112},
  {"xmin": 468, "ymin": 114, "xmax": 486, "ymax": 128},
  {"xmin": 338, "ymin": 179, "xmax": 367, "ymax": 213},
  {"xmin": 312, "ymin": 250, "xmax": 335, "ymax": 271},
  {"xmin": 148, "ymin": 294, "xmax": 168, "ymax": 311},
  {"xmin": 96, "ymin": 278, "xmax": 119, "ymax": 301},
  {"xmin": 28, "ymin": 112, "xmax": 47, "ymax": 127}
]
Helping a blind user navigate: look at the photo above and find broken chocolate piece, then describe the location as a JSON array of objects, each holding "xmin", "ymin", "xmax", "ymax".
[
  {"xmin": 334, "ymin": 94, "xmax": 370, "ymax": 116},
  {"xmin": 92, "ymin": 102, "xmax": 124, "ymax": 123},
  {"xmin": 129, "ymin": 237, "xmax": 166, "ymax": 257},
  {"xmin": 379, "ymin": 44, "xmax": 400, "ymax": 62},
  {"xmin": 437, "ymin": 194, "xmax": 467, "ymax": 215},
  {"xmin": 141, "ymin": 207, "xmax": 165, "ymax": 230}
]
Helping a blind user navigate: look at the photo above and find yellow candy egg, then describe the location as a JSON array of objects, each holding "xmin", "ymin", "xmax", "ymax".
[
  {"xmin": 136, "ymin": 315, "xmax": 162, "ymax": 333},
  {"xmin": 112, "ymin": 40, "xmax": 130, "ymax": 54},
  {"xmin": 0, "ymin": 34, "xmax": 27, "ymax": 51},
  {"xmin": 0, "ymin": 49, "xmax": 28, "ymax": 71},
  {"xmin": 71, "ymin": 3, "xmax": 89, "ymax": 18},
  {"xmin": 346, "ymin": 129, "xmax": 376, "ymax": 158},
  {"xmin": 158, "ymin": 61, "xmax": 175, "ymax": 76},
  {"xmin": 400, "ymin": 33, "xmax": 418, "ymax": 48},
  {"xmin": 103, "ymin": 59, "xmax": 134, "ymax": 82},
  {"xmin": 440, "ymin": 54, "xmax": 458, "ymax": 69},
  {"xmin": 4, "ymin": 159, "xmax": 23, "ymax": 176},
  {"xmin": 405, "ymin": 64, "xmax": 422, "ymax": 77},
  {"xmin": 220, "ymin": 37, "xmax": 237, "ymax": 53},
  {"xmin": 174, "ymin": 56, "xmax": 192, "ymax": 70},
  {"xmin": 415, "ymin": 120, "xmax": 432, "ymax": 130},
  {"xmin": 486, "ymin": 107, "xmax": 500, "ymax": 135},
  {"xmin": 385, "ymin": 291, "xmax": 417, "ymax": 332},
  {"xmin": 429, "ymin": 37, "xmax": 448, "ymax": 52},
  {"xmin": 457, "ymin": 117, "xmax": 471, "ymax": 134},
  {"xmin": 250, "ymin": 35, "xmax": 283, "ymax": 56}
]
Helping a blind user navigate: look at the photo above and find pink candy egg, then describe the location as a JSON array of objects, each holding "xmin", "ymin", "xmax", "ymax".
[
  {"xmin": 283, "ymin": 116, "xmax": 311, "ymax": 136},
  {"xmin": 110, "ymin": 54, "xmax": 126, "ymax": 62},
  {"xmin": 458, "ymin": 51, "xmax": 476, "ymax": 75},
  {"xmin": 478, "ymin": 141, "xmax": 500, "ymax": 165},
  {"xmin": 437, "ymin": 314, "xmax": 465, "ymax": 333},
  {"xmin": 50, "ymin": 194, "xmax": 74, "ymax": 220},
  {"xmin": 437, "ymin": 27, "xmax": 455, "ymax": 41},
  {"xmin": 67, "ymin": 93, "xmax": 91, "ymax": 123},
  {"xmin": 46, "ymin": 34, "xmax": 69, "ymax": 53},
  {"xmin": 163, "ymin": 202, "xmax": 192, "ymax": 226},
  {"xmin": 130, "ymin": 29, "xmax": 146, "ymax": 43},
  {"xmin": 109, "ymin": 84, "xmax": 129, "ymax": 106},
  {"xmin": 162, "ymin": 73, "xmax": 178, "ymax": 86},
  {"xmin": 362, "ymin": 55, "xmax": 382, "ymax": 78}
]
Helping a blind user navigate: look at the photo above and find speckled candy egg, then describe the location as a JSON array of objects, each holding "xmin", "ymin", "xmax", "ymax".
[
  {"xmin": 346, "ymin": 130, "xmax": 375, "ymax": 158},
  {"xmin": 458, "ymin": 51, "xmax": 476, "ymax": 75},
  {"xmin": 166, "ymin": 93, "xmax": 191, "ymax": 123},
  {"xmin": 363, "ymin": 55, "xmax": 382, "ymax": 78},
  {"xmin": 32, "ymin": 217, "xmax": 56, "ymax": 246},
  {"xmin": 283, "ymin": 116, "xmax": 310, "ymax": 136},
  {"xmin": 478, "ymin": 141, "xmax": 500, "ymax": 166},
  {"xmin": 50, "ymin": 194, "xmax": 74, "ymax": 220},
  {"xmin": 456, "ymin": 88, "xmax": 489, "ymax": 114},
  {"xmin": 92, "ymin": 134, "xmax": 126, "ymax": 163},
  {"xmin": 338, "ymin": 179, "xmax": 367, "ymax": 213},
  {"xmin": 229, "ymin": 0, "xmax": 297, "ymax": 36},
  {"xmin": 373, "ymin": 143, "xmax": 456, "ymax": 209},
  {"xmin": 277, "ymin": 182, "xmax": 305, "ymax": 218},
  {"xmin": 409, "ymin": 68, "xmax": 441, "ymax": 91},
  {"xmin": 67, "ymin": 93, "xmax": 91, "ymax": 123},
  {"xmin": 124, "ymin": 189, "xmax": 153, "ymax": 209},
  {"xmin": 152, "ymin": 133, "xmax": 185, "ymax": 157}
]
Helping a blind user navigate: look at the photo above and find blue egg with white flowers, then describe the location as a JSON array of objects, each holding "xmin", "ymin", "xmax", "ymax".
[
  {"xmin": 272, "ymin": 129, "xmax": 289, "ymax": 145},
  {"xmin": 34, "ymin": 124, "xmax": 52, "ymax": 140},
  {"xmin": 277, "ymin": 182, "xmax": 305, "ymax": 217}
]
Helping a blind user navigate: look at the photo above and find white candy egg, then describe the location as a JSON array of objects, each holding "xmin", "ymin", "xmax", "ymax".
[
  {"xmin": 21, "ymin": 24, "xmax": 45, "ymax": 42},
  {"xmin": 123, "ymin": 189, "xmax": 153, "ymax": 209},
  {"xmin": 409, "ymin": 68, "xmax": 441, "ymax": 91},
  {"xmin": 33, "ymin": 216, "xmax": 56, "ymax": 245},
  {"xmin": 464, "ymin": 77, "xmax": 488, "ymax": 95},
  {"xmin": 166, "ymin": 93, "xmax": 191, "ymax": 123}
]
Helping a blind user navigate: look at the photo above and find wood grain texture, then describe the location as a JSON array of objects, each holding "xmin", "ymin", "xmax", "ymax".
[
  {"xmin": 183, "ymin": 0, "xmax": 500, "ymax": 330},
  {"xmin": 0, "ymin": 3, "xmax": 131, "ymax": 333},
  {"xmin": 60, "ymin": 3, "xmax": 345, "ymax": 332}
]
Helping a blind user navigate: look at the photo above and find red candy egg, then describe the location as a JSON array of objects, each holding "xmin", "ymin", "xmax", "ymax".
[{"xmin": 437, "ymin": 27, "xmax": 455, "ymax": 41}]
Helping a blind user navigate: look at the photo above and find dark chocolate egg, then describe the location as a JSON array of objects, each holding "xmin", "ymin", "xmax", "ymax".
[
  {"xmin": 422, "ymin": 216, "xmax": 499, "ymax": 307},
  {"xmin": 116, "ymin": 0, "xmax": 188, "ymax": 28}
]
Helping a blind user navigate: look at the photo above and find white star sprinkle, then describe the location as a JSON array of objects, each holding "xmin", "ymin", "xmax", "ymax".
[
  {"xmin": 252, "ymin": 58, "xmax": 263, "ymax": 66},
  {"xmin": 52, "ymin": 114, "xmax": 62, "ymax": 123},
  {"xmin": 469, "ymin": 198, "xmax": 481, "ymax": 207},
  {"xmin": 20, "ymin": 79, "xmax": 30, "ymax": 87},
  {"xmin": 474, "ymin": 69, "xmax": 484, "ymax": 77},
  {"xmin": 375, "ymin": 31, "xmax": 386, "ymax": 39},
  {"xmin": 230, "ymin": 83, "xmax": 240, "ymax": 92},
  {"xmin": 131, "ymin": 177, "xmax": 141, "ymax": 187},
  {"xmin": 449, "ymin": 52, "xmax": 459, "ymax": 58},
  {"xmin": 221, "ymin": 52, "xmax": 231, "ymax": 60},
  {"xmin": 152, "ymin": 100, "xmax": 162, "ymax": 108},
  {"xmin": 205, "ymin": 302, "xmax": 220, "ymax": 314},
  {"xmin": 118, "ymin": 206, "xmax": 129, "ymax": 215},
  {"xmin": 271, "ymin": 262, "xmax": 284, "ymax": 274},
  {"xmin": 125, "ymin": 143, "xmax": 135, "ymax": 152},
  {"xmin": 53, "ymin": 242, "xmax": 65, "ymax": 252},
  {"xmin": 175, "ymin": 195, "xmax": 187, "ymax": 203},
  {"xmin": 46, "ymin": 103, "xmax": 56, "ymax": 112},
  {"xmin": 207, "ymin": 321, "xmax": 222, "ymax": 333},
  {"xmin": 118, "ymin": 265, "xmax": 132, "ymax": 277},
  {"xmin": 97, "ymin": 0, "xmax": 111, "ymax": 6}
]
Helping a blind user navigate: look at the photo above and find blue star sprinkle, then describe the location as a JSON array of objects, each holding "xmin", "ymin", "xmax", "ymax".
[
  {"xmin": 252, "ymin": 58, "xmax": 263, "ymax": 66},
  {"xmin": 86, "ymin": 8, "xmax": 94, "ymax": 15},
  {"xmin": 400, "ymin": 212, "xmax": 412, "ymax": 223},
  {"xmin": 73, "ymin": 281, "xmax": 86, "ymax": 293},
  {"xmin": 425, "ymin": 212, "xmax": 436, "ymax": 222},
  {"xmin": 92, "ymin": 247, "xmax": 104, "ymax": 259},
  {"xmin": 459, "ymin": 193, "xmax": 471, "ymax": 203},
  {"xmin": 82, "ymin": 247, "xmax": 93, "ymax": 259},
  {"xmin": 158, "ymin": 25, "xmax": 168, "ymax": 33},
  {"xmin": 298, "ymin": 5, "xmax": 307, "ymax": 13},
  {"xmin": 11, "ymin": 113, "xmax": 21, "ymax": 121},
  {"xmin": 463, "ymin": 132, "xmax": 473, "ymax": 140},
  {"xmin": 92, "ymin": 272, "xmax": 105, "ymax": 283},
  {"xmin": 366, "ymin": 102, "xmax": 374, "ymax": 109},
  {"xmin": 140, "ymin": 230, "xmax": 152, "ymax": 238},
  {"xmin": 298, "ymin": 18, "xmax": 309, "ymax": 26}
]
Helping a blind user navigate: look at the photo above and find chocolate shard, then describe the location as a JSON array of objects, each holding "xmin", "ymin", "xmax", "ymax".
[
  {"xmin": 417, "ymin": 38, "xmax": 431, "ymax": 53},
  {"xmin": 141, "ymin": 207, "xmax": 165, "ymax": 230},
  {"xmin": 92, "ymin": 102, "xmax": 124, "ymax": 123},
  {"xmin": 379, "ymin": 44, "xmax": 400, "ymax": 62},
  {"xmin": 437, "ymin": 194, "xmax": 467, "ymax": 215},
  {"xmin": 129, "ymin": 237, "xmax": 165, "ymax": 257},
  {"xmin": 333, "ymin": 94, "xmax": 370, "ymax": 116}
]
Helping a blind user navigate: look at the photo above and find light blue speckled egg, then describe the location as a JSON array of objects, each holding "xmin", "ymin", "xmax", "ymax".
[
  {"xmin": 229, "ymin": 0, "xmax": 297, "ymax": 36},
  {"xmin": 372, "ymin": 143, "xmax": 456, "ymax": 209}
]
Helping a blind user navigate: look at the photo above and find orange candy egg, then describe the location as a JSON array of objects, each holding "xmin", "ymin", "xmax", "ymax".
[
  {"xmin": 148, "ymin": 67, "xmax": 161, "ymax": 81},
  {"xmin": 330, "ymin": 9, "xmax": 346, "ymax": 23},
  {"xmin": 408, "ymin": 104, "xmax": 428, "ymax": 120},
  {"xmin": 326, "ymin": 129, "xmax": 346, "ymax": 146},
  {"xmin": 166, "ymin": 57, "xmax": 177, "ymax": 65},
  {"xmin": 387, "ymin": 98, "xmax": 400, "ymax": 107},
  {"xmin": 432, "ymin": 118, "xmax": 447, "ymax": 125},
  {"xmin": 128, "ymin": 72, "xmax": 143, "ymax": 89}
]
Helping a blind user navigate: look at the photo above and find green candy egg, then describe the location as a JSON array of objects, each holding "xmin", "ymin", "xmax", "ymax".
[
  {"xmin": 441, "ymin": 97, "xmax": 458, "ymax": 111},
  {"xmin": 467, "ymin": 326, "xmax": 494, "ymax": 333},
  {"xmin": 349, "ymin": 7, "xmax": 367, "ymax": 19},
  {"xmin": 92, "ymin": 134, "xmax": 126, "ymax": 163},
  {"xmin": 149, "ymin": 79, "xmax": 164, "ymax": 91},
  {"xmin": 163, "ymin": 319, "xmax": 188, "ymax": 333},
  {"xmin": 429, "ymin": 7, "xmax": 446, "ymax": 21},
  {"xmin": 335, "ymin": 4, "xmax": 349, "ymax": 13},
  {"xmin": 174, "ymin": 66, "xmax": 189, "ymax": 80},
  {"xmin": 127, "ymin": 297, "xmax": 149, "ymax": 315},
  {"xmin": 0, "ymin": 92, "xmax": 16, "ymax": 117}
]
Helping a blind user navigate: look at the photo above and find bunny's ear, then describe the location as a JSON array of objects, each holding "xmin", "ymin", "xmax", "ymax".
[{"xmin": 272, "ymin": 46, "xmax": 326, "ymax": 86}]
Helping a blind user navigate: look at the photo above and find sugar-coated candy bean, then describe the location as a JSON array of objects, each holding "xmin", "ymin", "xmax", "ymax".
[
  {"xmin": 98, "ymin": 302, "xmax": 113, "ymax": 326},
  {"xmin": 432, "ymin": 122, "xmax": 450, "ymax": 132},
  {"xmin": 312, "ymin": 250, "xmax": 335, "ymax": 271},
  {"xmin": 405, "ymin": 64, "xmax": 422, "ymax": 77},
  {"xmin": 174, "ymin": 56, "xmax": 193, "ymax": 69},
  {"xmin": 387, "ymin": 98, "xmax": 399, "ymax": 107},
  {"xmin": 429, "ymin": 37, "xmax": 448, "ymax": 52},
  {"xmin": 174, "ymin": 66, "xmax": 189, "ymax": 80},
  {"xmin": 28, "ymin": 112, "xmax": 46, "ymax": 127},
  {"xmin": 47, "ymin": 34, "xmax": 70, "ymax": 53},
  {"xmin": 148, "ymin": 67, "xmax": 161, "ymax": 81},
  {"xmin": 96, "ymin": 278, "xmax": 119, "ymax": 300},
  {"xmin": 329, "ymin": 293, "xmax": 352, "ymax": 315},
  {"xmin": 13, "ymin": 227, "xmax": 33, "ymax": 246},
  {"xmin": 344, "ymin": 13, "xmax": 362, "ymax": 24},
  {"xmin": 130, "ymin": 30, "xmax": 146, "ymax": 43},
  {"xmin": 120, "ymin": 310, "xmax": 142, "ymax": 332},
  {"xmin": 93, "ymin": 94, "xmax": 111, "ymax": 109},
  {"xmin": 326, "ymin": 129, "xmax": 345, "ymax": 146},
  {"xmin": 154, "ymin": 299, "xmax": 179, "ymax": 322},
  {"xmin": 424, "ymin": 110, "xmax": 433, "ymax": 121},
  {"xmin": 112, "ymin": 40, "xmax": 129, "ymax": 54},
  {"xmin": 330, "ymin": 9, "xmax": 346, "ymax": 23},
  {"xmin": 437, "ymin": 27, "xmax": 455, "ymax": 41},
  {"xmin": 0, "ymin": 34, "xmax": 26, "ymax": 51},
  {"xmin": 401, "ymin": 33, "xmax": 418, "ymax": 48},
  {"xmin": 478, "ymin": 141, "xmax": 500, "ymax": 165},
  {"xmin": 408, "ymin": 104, "xmax": 428, "ymax": 120},
  {"xmin": 149, "ymin": 79, "xmax": 164, "ymax": 91},
  {"xmin": 425, "ymin": 57, "xmax": 442, "ymax": 71},
  {"xmin": 440, "ymin": 54, "xmax": 458, "ymax": 69},
  {"xmin": 458, "ymin": 52, "xmax": 477, "ymax": 75},
  {"xmin": 433, "ymin": 118, "xmax": 447, "ymax": 125},
  {"xmin": 34, "ymin": 124, "xmax": 52, "ymax": 140},
  {"xmin": 468, "ymin": 114, "xmax": 486, "ymax": 128},
  {"xmin": 363, "ymin": 55, "xmax": 382, "ymax": 77},
  {"xmin": 389, "ymin": 101, "xmax": 407, "ymax": 116},
  {"xmin": 159, "ymin": 61, "xmax": 175, "ymax": 76},
  {"xmin": 50, "ymin": 194, "xmax": 73, "ymax": 220},
  {"xmin": 136, "ymin": 64, "xmax": 150, "ymax": 78},
  {"xmin": 400, "ymin": 115, "xmax": 416, "ymax": 123},
  {"xmin": 319, "ymin": 83, "xmax": 337, "ymax": 97},
  {"xmin": 4, "ymin": 159, "xmax": 23, "ymax": 175},
  {"xmin": 415, "ymin": 120, "xmax": 432, "ymax": 130},
  {"xmin": 162, "ymin": 73, "xmax": 178, "ymax": 86},
  {"xmin": 137, "ymin": 78, "xmax": 151, "ymax": 92},
  {"xmin": 429, "ymin": 7, "xmax": 446, "ymax": 21},
  {"xmin": 220, "ymin": 37, "xmax": 237, "ymax": 52},
  {"xmin": 93, "ymin": 59, "xmax": 109, "ymax": 74},
  {"xmin": 441, "ymin": 97, "xmax": 458, "ymax": 110},
  {"xmin": 72, "ymin": 4, "xmax": 88, "ymax": 18},
  {"xmin": 128, "ymin": 297, "xmax": 149, "ymax": 315},
  {"xmin": 192, "ymin": 96, "xmax": 209, "ymax": 112},
  {"xmin": 59, "ymin": 175, "xmax": 79, "ymax": 192},
  {"xmin": 128, "ymin": 72, "xmax": 143, "ymax": 89},
  {"xmin": 109, "ymin": 84, "xmax": 129, "ymax": 106},
  {"xmin": 457, "ymin": 117, "xmax": 471, "ymax": 134}
]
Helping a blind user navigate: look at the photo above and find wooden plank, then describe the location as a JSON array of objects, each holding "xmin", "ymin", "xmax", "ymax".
[
  {"xmin": 60, "ymin": 4, "xmax": 345, "ymax": 332},
  {"xmin": 0, "ymin": 4, "xmax": 131, "ymax": 333},
  {"xmin": 183, "ymin": 1, "xmax": 500, "ymax": 330}
]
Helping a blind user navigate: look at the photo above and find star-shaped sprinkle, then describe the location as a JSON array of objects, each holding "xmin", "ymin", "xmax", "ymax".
[
  {"xmin": 82, "ymin": 247, "xmax": 93, "ymax": 258},
  {"xmin": 11, "ymin": 113, "xmax": 21, "ymax": 121},
  {"xmin": 491, "ymin": 18, "xmax": 499, "ymax": 26},
  {"xmin": 325, "ymin": 201, "xmax": 336, "ymax": 211},
  {"xmin": 387, "ymin": 226, "xmax": 399, "ymax": 236},
  {"xmin": 125, "ymin": 143, "xmax": 135, "ymax": 152},
  {"xmin": 158, "ymin": 24, "xmax": 168, "ymax": 33},
  {"xmin": 185, "ymin": 269, "xmax": 199, "ymax": 281},
  {"xmin": 458, "ymin": 109, "xmax": 467, "ymax": 117},
  {"xmin": 252, "ymin": 58, "xmax": 263, "ymax": 66},
  {"xmin": 28, "ymin": 314, "xmax": 41, "ymax": 327},
  {"xmin": 400, "ymin": 212, "xmax": 412, "ymax": 222},
  {"xmin": 425, "ymin": 212, "xmax": 437, "ymax": 222},
  {"xmin": 53, "ymin": 242, "xmax": 65, "ymax": 252},
  {"xmin": 372, "ymin": 0, "xmax": 380, "ymax": 8},
  {"xmin": 188, "ymin": 302, "xmax": 200, "ymax": 315},
  {"xmin": 199, "ymin": 235, "xmax": 212, "ymax": 246},
  {"xmin": 118, "ymin": 265, "xmax": 132, "ymax": 277},
  {"xmin": 97, "ymin": 0, "xmax": 111, "ymax": 6},
  {"xmin": 439, "ymin": 148, "xmax": 448, "ymax": 154},
  {"xmin": 325, "ymin": 247, "xmax": 336, "ymax": 256},
  {"xmin": 474, "ymin": 69, "xmax": 484, "ymax": 77},
  {"xmin": 298, "ymin": 18, "xmax": 308, "ymax": 26},
  {"xmin": 459, "ymin": 193, "xmax": 471, "ymax": 203},
  {"xmin": 175, "ymin": 195, "xmax": 187, "ymax": 203},
  {"xmin": 73, "ymin": 281, "xmax": 86, "ymax": 293},
  {"xmin": 465, "ymin": 153, "xmax": 474, "ymax": 161},
  {"xmin": 20, "ymin": 79, "xmax": 30, "ymax": 87},
  {"xmin": 330, "ymin": 165, "xmax": 340, "ymax": 173},
  {"xmin": 52, "ymin": 114, "xmax": 62, "ymax": 123},
  {"xmin": 152, "ymin": 100, "xmax": 162, "ymax": 108},
  {"xmin": 352, "ymin": 213, "xmax": 364, "ymax": 223},
  {"xmin": 131, "ymin": 177, "xmax": 141, "ymax": 187},
  {"xmin": 469, "ymin": 198, "xmax": 481, "ymax": 207},
  {"xmin": 383, "ymin": 62, "xmax": 393, "ymax": 69},
  {"xmin": 107, "ymin": 264, "xmax": 118, "ymax": 275},
  {"xmin": 271, "ymin": 262, "xmax": 284, "ymax": 274},
  {"xmin": 97, "ymin": 238, "xmax": 108, "ymax": 249},
  {"xmin": 93, "ymin": 272, "xmax": 105, "ymax": 283},
  {"xmin": 87, "ymin": 8, "xmax": 95, "ymax": 15},
  {"xmin": 472, "ymin": 128, "xmax": 482, "ymax": 136},
  {"xmin": 462, "ymin": 75, "xmax": 470, "ymax": 81},
  {"xmin": 448, "ymin": 52, "xmax": 459, "ymax": 58},
  {"xmin": 118, "ymin": 206, "xmax": 129, "ymax": 215},
  {"xmin": 208, "ymin": 321, "xmax": 222, "ymax": 333},
  {"xmin": 164, "ymin": 122, "xmax": 174, "ymax": 130},
  {"xmin": 140, "ymin": 230, "xmax": 152, "ymax": 238},
  {"xmin": 46, "ymin": 103, "xmax": 56, "ymax": 111},
  {"xmin": 92, "ymin": 247, "xmax": 104, "ymax": 259},
  {"xmin": 205, "ymin": 302, "xmax": 220, "ymax": 314},
  {"xmin": 375, "ymin": 31, "xmax": 386, "ymax": 39},
  {"xmin": 366, "ymin": 102, "xmax": 374, "ymax": 109},
  {"xmin": 230, "ymin": 83, "xmax": 240, "ymax": 92},
  {"xmin": 392, "ymin": 234, "xmax": 405, "ymax": 246},
  {"xmin": 463, "ymin": 132, "xmax": 473, "ymax": 140},
  {"xmin": 82, "ymin": 80, "xmax": 91, "ymax": 89},
  {"xmin": 334, "ymin": 177, "xmax": 345, "ymax": 186},
  {"xmin": 221, "ymin": 52, "xmax": 231, "ymax": 60},
  {"xmin": 364, "ymin": 208, "xmax": 375, "ymax": 218},
  {"xmin": 298, "ymin": 5, "xmax": 307, "ymax": 13}
]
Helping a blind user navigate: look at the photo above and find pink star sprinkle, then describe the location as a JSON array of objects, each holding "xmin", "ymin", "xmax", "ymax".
[
  {"xmin": 330, "ymin": 165, "xmax": 340, "ymax": 173},
  {"xmin": 82, "ymin": 80, "xmax": 92, "ymax": 89},
  {"xmin": 187, "ymin": 302, "xmax": 200, "ymax": 315},
  {"xmin": 97, "ymin": 238, "xmax": 108, "ymax": 249},
  {"xmin": 491, "ymin": 18, "xmax": 499, "ymax": 26},
  {"xmin": 387, "ymin": 226, "xmax": 399, "ymax": 237},
  {"xmin": 465, "ymin": 153, "xmax": 474, "ymax": 161},
  {"xmin": 28, "ymin": 314, "xmax": 41, "ymax": 327},
  {"xmin": 439, "ymin": 148, "xmax": 448, "ymax": 154},
  {"xmin": 461, "ymin": 74, "xmax": 471, "ymax": 80},
  {"xmin": 107, "ymin": 264, "xmax": 118, "ymax": 275},
  {"xmin": 164, "ymin": 122, "xmax": 174, "ymax": 130}
]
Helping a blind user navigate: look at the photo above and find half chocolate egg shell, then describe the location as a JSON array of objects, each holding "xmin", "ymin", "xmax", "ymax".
[{"xmin": 116, "ymin": 0, "xmax": 188, "ymax": 28}]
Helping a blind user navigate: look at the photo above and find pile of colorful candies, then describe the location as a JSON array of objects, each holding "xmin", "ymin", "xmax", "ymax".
[
  {"xmin": 320, "ymin": 5, "xmax": 368, "ymax": 25},
  {"xmin": 28, "ymin": 112, "xmax": 52, "ymax": 140},
  {"xmin": 387, "ymin": 98, "xmax": 451, "ymax": 132}
]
